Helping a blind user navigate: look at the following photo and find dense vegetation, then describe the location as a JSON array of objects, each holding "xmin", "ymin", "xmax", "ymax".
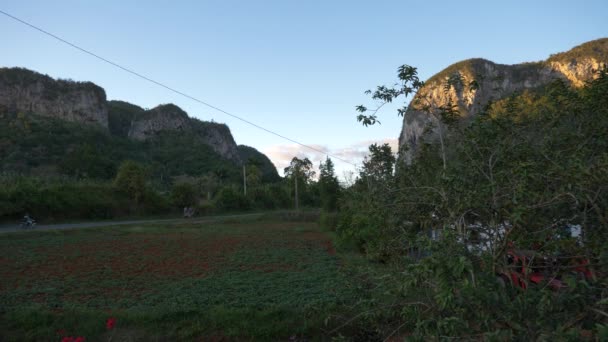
[
  {"xmin": 107, "ymin": 100, "xmax": 145, "ymax": 137},
  {"xmin": 237, "ymin": 144, "xmax": 281, "ymax": 183},
  {"xmin": 0, "ymin": 104, "xmax": 302, "ymax": 221},
  {"xmin": 548, "ymin": 38, "xmax": 608, "ymax": 63},
  {"xmin": 0, "ymin": 111, "xmax": 240, "ymax": 181},
  {"xmin": 0, "ymin": 65, "xmax": 291, "ymax": 222},
  {"xmin": 335, "ymin": 66, "xmax": 608, "ymax": 339}
]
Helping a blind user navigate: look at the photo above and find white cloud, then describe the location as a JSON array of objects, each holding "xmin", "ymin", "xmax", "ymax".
[{"xmin": 264, "ymin": 138, "xmax": 399, "ymax": 178}]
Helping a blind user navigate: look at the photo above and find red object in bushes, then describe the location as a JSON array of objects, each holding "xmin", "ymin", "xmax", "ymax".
[
  {"xmin": 106, "ymin": 317, "xmax": 116, "ymax": 330},
  {"xmin": 498, "ymin": 249, "xmax": 594, "ymax": 290},
  {"xmin": 61, "ymin": 337, "xmax": 85, "ymax": 342},
  {"xmin": 501, "ymin": 250, "xmax": 565, "ymax": 290}
]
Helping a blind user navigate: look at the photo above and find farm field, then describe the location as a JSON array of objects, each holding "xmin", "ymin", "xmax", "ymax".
[{"xmin": 0, "ymin": 216, "xmax": 360, "ymax": 341}]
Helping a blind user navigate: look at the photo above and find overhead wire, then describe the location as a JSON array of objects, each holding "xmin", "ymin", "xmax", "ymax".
[{"xmin": 0, "ymin": 9, "xmax": 359, "ymax": 167}]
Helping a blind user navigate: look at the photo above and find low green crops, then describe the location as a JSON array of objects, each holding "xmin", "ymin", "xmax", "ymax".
[{"xmin": 0, "ymin": 220, "xmax": 357, "ymax": 340}]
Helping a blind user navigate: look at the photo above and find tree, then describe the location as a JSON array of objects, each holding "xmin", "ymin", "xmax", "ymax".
[
  {"xmin": 319, "ymin": 157, "xmax": 340, "ymax": 212},
  {"xmin": 283, "ymin": 157, "xmax": 316, "ymax": 182},
  {"xmin": 170, "ymin": 182, "xmax": 197, "ymax": 208},
  {"xmin": 356, "ymin": 65, "xmax": 470, "ymax": 169},
  {"xmin": 246, "ymin": 163, "xmax": 262, "ymax": 188},
  {"xmin": 360, "ymin": 143, "xmax": 395, "ymax": 187},
  {"xmin": 284, "ymin": 157, "xmax": 318, "ymax": 208},
  {"xmin": 60, "ymin": 143, "xmax": 116, "ymax": 179},
  {"xmin": 113, "ymin": 160, "xmax": 147, "ymax": 206}
]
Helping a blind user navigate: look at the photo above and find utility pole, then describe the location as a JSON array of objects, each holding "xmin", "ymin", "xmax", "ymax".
[
  {"xmin": 294, "ymin": 172, "xmax": 299, "ymax": 211},
  {"xmin": 243, "ymin": 165, "xmax": 247, "ymax": 196}
]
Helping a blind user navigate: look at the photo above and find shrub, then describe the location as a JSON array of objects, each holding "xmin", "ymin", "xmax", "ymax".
[
  {"xmin": 319, "ymin": 211, "xmax": 338, "ymax": 231},
  {"xmin": 215, "ymin": 186, "xmax": 251, "ymax": 211},
  {"xmin": 170, "ymin": 182, "xmax": 197, "ymax": 208}
]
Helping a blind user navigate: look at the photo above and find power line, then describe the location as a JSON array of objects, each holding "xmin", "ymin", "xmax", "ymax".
[{"xmin": 0, "ymin": 9, "xmax": 358, "ymax": 167}]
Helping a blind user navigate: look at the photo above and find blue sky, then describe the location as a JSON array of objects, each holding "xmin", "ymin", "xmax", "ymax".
[{"xmin": 1, "ymin": 1, "xmax": 607, "ymax": 178}]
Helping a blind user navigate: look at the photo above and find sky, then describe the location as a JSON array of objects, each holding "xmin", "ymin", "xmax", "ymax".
[{"xmin": 1, "ymin": 1, "xmax": 607, "ymax": 179}]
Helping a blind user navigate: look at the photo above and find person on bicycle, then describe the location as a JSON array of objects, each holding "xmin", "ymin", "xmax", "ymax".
[{"xmin": 23, "ymin": 213, "xmax": 34, "ymax": 226}]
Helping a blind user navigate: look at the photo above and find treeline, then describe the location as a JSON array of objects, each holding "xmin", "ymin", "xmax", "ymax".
[
  {"xmin": 334, "ymin": 67, "xmax": 608, "ymax": 339},
  {"xmin": 0, "ymin": 155, "xmax": 342, "ymax": 222}
]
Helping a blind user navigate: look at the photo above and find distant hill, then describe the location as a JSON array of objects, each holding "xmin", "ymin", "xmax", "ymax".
[
  {"xmin": 0, "ymin": 67, "xmax": 108, "ymax": 127},
  {"xmin": 399, "ymin": 38, "xmax": 608, "ymax": 162},
  {"xmin": 0, "ymin": 67, "xmax": 280, "ymax": 183},
  {"xmin": 238, "ymin": 145, "xmax": 281, "ymax": 183}
]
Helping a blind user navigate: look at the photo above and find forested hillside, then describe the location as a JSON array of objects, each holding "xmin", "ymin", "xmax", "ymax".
[{"xmin": 0, "ymin": 68, "xmax": 288, "ymax": 221}]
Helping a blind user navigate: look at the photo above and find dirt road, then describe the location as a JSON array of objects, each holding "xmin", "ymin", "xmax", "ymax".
[{"xmin": 0, "ymin": 213, "xmax": 264, "ymax": 233}]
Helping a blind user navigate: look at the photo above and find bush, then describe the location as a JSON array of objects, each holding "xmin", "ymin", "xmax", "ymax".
[
  {"xmin": 0, "ymin": 175, "xmax": 171, "ymax": 222},
  {"xmin": 170, "ymin": 182, "xmax": 197, "ymax": 208},
  {"xmin": 196, "ymin": 201, "xmax": 217, "ymax": 216},
  {"xmin": 215, "ymin": 186, "xmax": 251, "ymax": 211},
  {"xmin": 247, "ymin": 183, "xmax": 291, "ymax": 210},
  {"xmin": 141, "ymin": 188, "xmax": 172, "ymax": 215},
  {"xmin": 319, "ymin": 211, "xmax": 338, "ymax": 231}
]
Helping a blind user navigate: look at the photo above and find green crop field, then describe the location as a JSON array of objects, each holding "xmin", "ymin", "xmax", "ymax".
[{"xmin": 0, "ymin": 217, "xmax": 362, "ymax": 341}]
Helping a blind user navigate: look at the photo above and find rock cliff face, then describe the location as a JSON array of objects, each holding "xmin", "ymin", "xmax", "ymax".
[
  {"xmin": 128, "ymin": 104, "xmax": 190, "ymax": 140},
  {"xmin": 0, "ymin": 67, "xmax": 253, "ymax": 164},
  {"xmin": 127, "ymin": 104, "xmax": 242, "ymax": 163},
  {"xmin": 190, "ymin": 119, "xmax": 242, "ymax": 163},
  {"xmin": 0, "ymin": 67, "xmax": 108, "ymax": 127},
  {"xmin": 399, "ymin": 38, "xmax": 608, "ymax": 163}
]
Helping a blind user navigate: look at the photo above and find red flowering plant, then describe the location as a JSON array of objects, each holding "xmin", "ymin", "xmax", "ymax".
[
  {"xmin": 106, "ymin": 317, "xmax": 117, "ymax": 330},
  {"xmin": 56, "ymin": 317, "xmax": 116, "ymax": 341}
]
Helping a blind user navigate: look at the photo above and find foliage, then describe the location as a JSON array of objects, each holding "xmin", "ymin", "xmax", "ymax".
[
  {"xmin": 356, "ymin": 64, "xmax": 463, "ymax": 169},
  {"xmin": 318, "ymin": 157, "xmax": 341, "ymax": 212},
  {"xmin": 170, "ymin": 182, "xmax": 197, "ymax": 208},
  {"xmin": 107, "ymin": 100, "xmax": 145, "ymax": 137},
  {"xmin": 319, "ymin": 211, "xmax": 339, "ymax": 231},
  {"xmin": 336, "ymin": 66, "xmax": 608, "ymax": 339},
  {"xmin": 0, "ymin": 219, "xmax": 354, "ymax": 340},
  {"xmin": 245, "ymin": 163, "xmax": 262, "ymax": 187},
  {"xmin": 238, "ymin": 144, "xmax": 281, "ymax": 183},
  {"xmin": 0, "ymin": 174, "xmax": 170, "ymax": 221},
  {"xmin": 547, "ymin": 37, "xmax": 608, "ymax": 63},
  {"xmin": 356, "ymin": 64, "xmax": 423, "ymax": 126},
  {"xmin": 283, "ymin": 157, "xmax": 320, "ymax": 209},
  {"xmin": 214, "ymin": 185, "xmax": 251, "ymax": 211},
  {"xmin": 247, "ymin": 183, "xmax": 291, "ymax": 210},
  {"xmin": 113, "ymin": 160, "xmax": 148, "ymax": 205},
  {"xmin": 336, "ymin": 143, "xmax": 398, "ymax": 259},
  {"xmin": 283, "ymin": 156, "xmax": 315, "ymax": 183},
  {"xmin": 0, "ymin": 112, "xmax": 126, "ymax": 178},
  {"xmin": 0, "ymin": 110, "xmax": 243, "ymax": 184},
  {"xmin": 0, "ymin": 77, "xmax": 291, "ymax": 220}
]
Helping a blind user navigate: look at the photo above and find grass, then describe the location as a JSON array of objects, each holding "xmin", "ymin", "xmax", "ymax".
[{"xmin": 0, "ymin": 217, "xmax": 361, "ymax": 341}]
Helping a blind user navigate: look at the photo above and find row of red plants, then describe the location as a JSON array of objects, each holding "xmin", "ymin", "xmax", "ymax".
[{"xmin": 57, "ymin": 317, "xmax": 116, "ymax": 342}]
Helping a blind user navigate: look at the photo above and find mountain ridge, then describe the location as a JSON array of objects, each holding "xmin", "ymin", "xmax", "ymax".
[
  {"xmin": 0, "ymin": 67, "xmax": 278, "ymax": 180},
  {"xmin": 399, "ymin": 38, "xmax": 608, "ymax": 162}
]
